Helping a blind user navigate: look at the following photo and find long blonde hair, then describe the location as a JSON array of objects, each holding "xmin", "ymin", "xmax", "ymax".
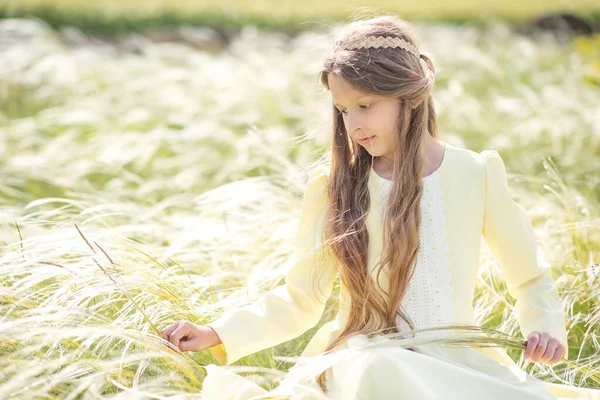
[{"xmin": 315, "ymin": 15, "xmax": 437, "ymax": 392}]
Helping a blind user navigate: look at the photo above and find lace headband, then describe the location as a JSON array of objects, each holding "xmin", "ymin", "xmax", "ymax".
[{"xmin": 334, "ymin": 35, "xmax": 420, "ymax": 58}]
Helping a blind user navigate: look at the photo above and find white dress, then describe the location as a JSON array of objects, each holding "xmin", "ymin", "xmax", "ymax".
[
  {"xmin": 201, "ymin": 148, "xmax": 600, "ymax": 400},
  {"xmin": 317, "ymin": 169, "xmax": 562, "ymax": 400},
  {"xmin": 379, "ymin": 169, "xmax": 456, "ymax": 340},
  {"xmin": 201, "ymin": 164, "xmax": 600, "ymax": 400}
]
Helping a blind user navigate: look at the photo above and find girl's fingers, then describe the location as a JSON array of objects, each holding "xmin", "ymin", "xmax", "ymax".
[
  {"xmin": 160, "ymin": 322, "xmax": 181, "ymax": 343},
  {"xmin": 524, "ymin": 332, "xmax": 566, "ymax": 365},
  {"xmin": 170, "ymin": 324, "xmax": 192, "ymax": 349},
  {"xmin": 540, "ymin": 341, "xmax": 558, "ymax": 364},
  {"xmin": 531, "ymin": 334, "xmax": 549, "ymax": 362},
  {"xmin": 524, "ymin": 332, "xmax": 539, "ymax": 360},
  {"xmin": 161, "ymin": 323, "xmax": 177, "ymax": 337},
  {"xmin": 549, "ymin": 344, "xmax": 566, "ymax": 365}
]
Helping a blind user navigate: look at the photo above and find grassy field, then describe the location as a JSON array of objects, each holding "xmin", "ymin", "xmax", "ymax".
[
  {"xmin": 1, "ymin": 0, "xmax": 600, "ymax": 34},
  {"xmin": 0, "ymin": 12, "xmax": 600, "ymax": 399}
]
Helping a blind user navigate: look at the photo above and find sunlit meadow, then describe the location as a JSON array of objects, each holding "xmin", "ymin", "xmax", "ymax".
[{"xmin": 0, "ymin": 16, "xmax": 599, "ymax": 398}]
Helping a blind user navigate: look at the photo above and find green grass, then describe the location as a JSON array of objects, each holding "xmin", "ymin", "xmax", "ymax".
[
  {"xmin": 1, "ymin": 0, "xmax": 600, "ymax": 34},
  {"xmin": 0, "ymin": 15, "xmax": 599, "ymax": 398}
]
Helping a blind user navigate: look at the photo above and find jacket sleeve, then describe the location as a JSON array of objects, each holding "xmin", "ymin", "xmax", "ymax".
[
  {"xmin": 206, "ymin": 165, "xmax": 338, "ymax": 365},
  {"xmin": 481, "ymin": 150, "xmax": 569, "ymax": 360}
]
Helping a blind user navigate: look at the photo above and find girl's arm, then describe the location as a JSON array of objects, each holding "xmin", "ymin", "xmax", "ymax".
[
  {"xmin": 481, "ymin": 150, "xmax": 569, "ymax": 360},
  {"xmin": 206, "ymin": 165, "xmax": 338, "ymax": 365}
]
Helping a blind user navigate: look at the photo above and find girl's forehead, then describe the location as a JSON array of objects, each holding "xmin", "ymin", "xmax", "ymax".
[
  {"xmin": 330, "ymin": 89, "xmax": 384, "ymax": 107},
  {"xmin": 329, "ymin": 73, "xmax": 359, "ymax": 91},
  {"xmin": 329, "ymin": 75, "xmax": 374, "ymax": 101}
]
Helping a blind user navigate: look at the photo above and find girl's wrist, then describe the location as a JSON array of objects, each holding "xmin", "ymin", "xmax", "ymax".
[{"xmin": 206, "ymin": 326, "xmax": 222, "ymax": 346}]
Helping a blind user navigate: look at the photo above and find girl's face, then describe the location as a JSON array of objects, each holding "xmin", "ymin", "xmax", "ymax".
[{"xmin": 328, "ymin": 73, "xmax": 402, "ymax": 161}]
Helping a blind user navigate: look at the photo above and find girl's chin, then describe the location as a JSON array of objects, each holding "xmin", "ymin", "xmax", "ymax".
[{"xmin": 361, "ymin": 145, "xmax": 380, "ymax": 154}]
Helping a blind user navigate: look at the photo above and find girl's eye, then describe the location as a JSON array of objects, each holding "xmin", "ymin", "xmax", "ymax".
[{"xmin": 339, "ymin": 104, "xmax": 370, "ymax": 115}]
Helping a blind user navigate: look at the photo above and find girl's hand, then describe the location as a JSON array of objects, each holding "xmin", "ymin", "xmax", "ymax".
[
  {"xmin": 160, "ymin": 321, "xmax": 220, "ymax": 352},
  {"xmin": 523, "ymin": 331, "xmax": 566, "ymax": 366}
]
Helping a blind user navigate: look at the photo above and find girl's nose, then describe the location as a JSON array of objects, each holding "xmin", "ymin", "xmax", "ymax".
[{"xmin": 347, "ymin": 112, "xmax": 363, "ymax": 133}]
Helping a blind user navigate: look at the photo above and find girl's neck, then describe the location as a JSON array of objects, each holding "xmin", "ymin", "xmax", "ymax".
[{"xmin": 373, "ymin": 138, "xmax": 446, "ymax": 180}]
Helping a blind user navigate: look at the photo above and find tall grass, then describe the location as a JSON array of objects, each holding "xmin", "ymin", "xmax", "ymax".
[
  {"xmin": 1, "ymin": 0, "xmax": 600, "ymax": 35},
  {"xmin": 0, "ymin": 17, "xmax": 599, "ymax": 397}
]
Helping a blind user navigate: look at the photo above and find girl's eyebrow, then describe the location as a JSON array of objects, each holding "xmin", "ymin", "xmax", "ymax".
[{"xmin": 333, "ymin": 95, "xmax": 371, "ymax": 108}]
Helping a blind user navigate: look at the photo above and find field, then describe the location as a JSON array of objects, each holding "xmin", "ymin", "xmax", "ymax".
[
  {"xmin": 1, "ymin": 0, "xmax": 600, "ymax": 33},
  {"xmin": 1, "ymin": 7, "xmax": 600, "ymax": 398}
]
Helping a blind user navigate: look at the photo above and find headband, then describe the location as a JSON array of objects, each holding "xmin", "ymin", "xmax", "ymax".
[{"xmin": 334, "ymin": 35, "xmax": 420, "ymax": 58}]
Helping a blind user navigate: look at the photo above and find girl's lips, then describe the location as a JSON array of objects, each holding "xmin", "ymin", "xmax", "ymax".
[{"xmin": 360, "ymin": 136, "xmax": 375, "ymax": 144}]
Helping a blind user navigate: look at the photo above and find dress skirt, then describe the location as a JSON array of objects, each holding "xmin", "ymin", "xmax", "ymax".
[{"xmin": 200, "ymin": 334, "xmax": 600, "ymax": 400}]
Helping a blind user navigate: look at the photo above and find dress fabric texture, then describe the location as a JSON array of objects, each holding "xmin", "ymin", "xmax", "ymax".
[{"xmin": 201, "ymin": 143, "xmax": 600, "ymax": 400}]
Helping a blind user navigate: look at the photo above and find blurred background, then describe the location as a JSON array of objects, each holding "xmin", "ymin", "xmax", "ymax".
[{"xmin": 0, "ymin": 1, "xmax": 599, "ymax": 398}]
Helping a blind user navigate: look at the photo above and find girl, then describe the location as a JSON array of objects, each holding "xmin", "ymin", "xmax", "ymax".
[{"xmin": 161, "ymin": 15, "xmax": 600, "ymax": 400}]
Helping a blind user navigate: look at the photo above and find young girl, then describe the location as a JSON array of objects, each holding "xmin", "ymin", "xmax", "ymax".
[{"xmin": 161, "ymin": 15, "xmax": 600, "ymax": 400}]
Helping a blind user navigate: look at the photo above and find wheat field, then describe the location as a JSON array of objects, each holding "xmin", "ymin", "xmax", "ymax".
[{"xmin": 0, "ymin": 14, "xmax": 599, "ymax": 398}]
